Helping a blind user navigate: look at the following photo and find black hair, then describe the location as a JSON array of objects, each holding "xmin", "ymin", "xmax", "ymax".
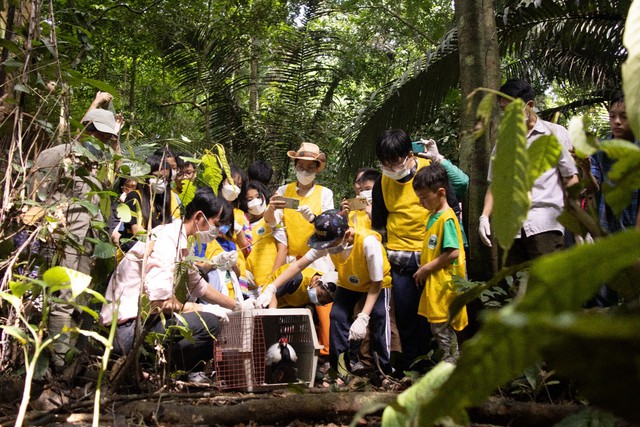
[
  {"xmin": 175, "ymin": 152, "xmax": 196, "ymax": 170},
  {"xmin": 146, "ymin": 153, "xmax": 173, "ymax": 174},
  {"xmin": 184, "ymin": 187, "xmax": 227, "ymax": 220},
  {"xmin": 247, "ymin": 160, "xmax": 273, "ymax": 186},
  {"xmin": 133, "ymin": 153, "xmax": 174, "ymax": 228},
  {"xmin": 246, "ymin": 180, "xmax": 271, "ymax": 202},
  {"xmin": 412, "ymin": 163, "xmax": 449, "ymax": 193},
  {"xmin": 219, "ymin": 198, "xmax": 235, "ymax": 238},
  {"xmin": 609, "ymin": 90, "xmax": 625, "ymax": 110},
  {"xmin": 499, "ymin": 79, "xmax": 535, "ymax": 103},
  {"xmin": 355, "ymin": 167, "xmax": 380, "ymax": 185},
  {"xmin": 375, "ymin": 129, "xmax": 412, "ymax": 164},
  {"xmin": 153, "ymin": 146, "xmax": 176, "ymax": 162}
]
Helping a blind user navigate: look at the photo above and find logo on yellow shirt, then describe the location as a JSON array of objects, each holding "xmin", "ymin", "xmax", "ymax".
[{"xmin": 428, "ymin": 234, "xmax": 438, "ymax": 249}]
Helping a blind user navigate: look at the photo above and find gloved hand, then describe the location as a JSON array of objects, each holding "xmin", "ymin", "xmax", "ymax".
[
  {"xmin": 297, "ymin": 205, "xmax": 316, "ymax": 222},
  {"xmin": 421, "ymin": 138, "xmax": 445, "ymax": 164},
  {"xmin": 211, "ymin": 251, "xmax": 238, "ymax": 270},
  {"xmin": 222, "ymin": 250, "xmax": 238, "ymax": 269},
  {"xmin": 233, "ymin": 299, "xmax": 258, "ymax": 311},
  {"xmin": 348, "ymin": 313, "xmax": 370, "ymax": 341},
  {"xmin": 200, "ymin": 304, "xmax": 232, "ymax": 322},
  {"xmin": 256, "ymin": 284, "xmax": 277, "ymax": 308},
  {"xmin": 478, "ymin": 215, "xmax": 492, "ymax": 247},
  {"xmin": 233, "ymin": 220, "xmax": 243, "ymax": 235}
]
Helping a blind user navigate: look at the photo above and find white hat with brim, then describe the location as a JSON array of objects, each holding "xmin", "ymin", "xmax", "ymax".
[
  {"xmin": 287, "ymin": 142, "xmax": 327, "ymax": 172},
  {"xmin": 81, "ymin": 109, "xmax": 117, "ymax": 136}
]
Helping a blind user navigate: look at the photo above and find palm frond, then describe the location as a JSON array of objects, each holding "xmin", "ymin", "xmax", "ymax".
[
  {"xmin": 338, "ymin": 29, "xmax": 459, "ymax": 175},
  {"xmin": 340, "ymin": 0, "xmax": 630, "ymax": 176}
]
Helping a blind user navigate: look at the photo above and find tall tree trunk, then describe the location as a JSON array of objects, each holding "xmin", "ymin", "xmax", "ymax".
[{"xmin": 455, "ymin": 0, "xmax": 500, "ymax": 280}]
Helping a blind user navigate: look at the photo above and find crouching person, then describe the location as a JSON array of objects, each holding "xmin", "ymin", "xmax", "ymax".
[
  {"xmin": 100, "ymin": 187, "xmax": 255, "ymax": 382},
  {"xmin": 267, "ymin": 265, "xmax": 337, "ymax": 308},
  {"xmin": 257, "ymin": 209, "xmax": 392, "ymax": 375}
]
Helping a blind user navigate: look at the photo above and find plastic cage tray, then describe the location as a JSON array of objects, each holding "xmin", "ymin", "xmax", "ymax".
[{"xmin": 213, "ymin": 308, "xmax": 321, "ymax": 391}]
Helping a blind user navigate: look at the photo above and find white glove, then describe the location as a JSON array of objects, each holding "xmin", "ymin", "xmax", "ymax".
[
  {"xmin": 222, "ymin": 250, "xmax": 238, "ymax": 269},
  {"xmin": 421, "ymin": 138, "xmax": 445, "ymax": 163},
  {"xmin": 478, "ymin": 215, "xmax": 492, "ymax": 247},
  {"xmin": 211, "ymin": 251, "xmax": 238, "ymax": 270},
  {"xmin": 234, "ymin": 220, "xmax": 243, "ymax": 234},
  {"xmin": 297, "ymin": 205, "xmax": 315, "ymax": 222},
  {"xmin": 234, "ymin": 299, "xmax": 258, "ymax": 311},
  {"xmin": 256, "ymin": 284, "xmax": 277, "ymax": 308},
  {"xmin": 348, "ymin": 313, "xmax": 370, "ymax": 341},
  {"xmin": 200, "ymin": 304, "xmax": 232, "ymax": 322}
]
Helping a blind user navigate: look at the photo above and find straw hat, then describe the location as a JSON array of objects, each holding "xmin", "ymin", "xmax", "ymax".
[{"xmin": 287, "ymin": 142, "xmax": 327, "ymax": 172}]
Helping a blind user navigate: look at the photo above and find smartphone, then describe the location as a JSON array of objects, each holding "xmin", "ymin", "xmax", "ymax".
[
  {"xmin": 283, "ymin": 197, "xmax": 300, "ymax": 209},
  {"xmin": 411, "ymin": 140, "xmax": 426, "ymax": 153},
  {"xmin": 347, "ymin": 197, "xmax": 368, "ymax": 211}
]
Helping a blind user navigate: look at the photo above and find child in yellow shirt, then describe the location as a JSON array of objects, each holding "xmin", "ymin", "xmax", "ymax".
[{"xmin": 412, "ymin": 163, "xmax": 467, "ymax": 363}]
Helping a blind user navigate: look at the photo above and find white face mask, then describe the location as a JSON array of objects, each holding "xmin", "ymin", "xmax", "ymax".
[
  {"xmin": 247, "ymin": 198, "xmax": 266, "ymax": 216},
  {"xmin": 195, "ymin": 214, "xmax": 219, "ymax": 244},
  {"xmin": 359, "ymin": 189, "xmax": 372, "ymax": 203},
  {"xmin": 149, "ymin": 177, "xmax": 167, "ymax": 195},
  {"xmin": 296, "ymin": 170, "xmax": 316, "ymax": 185},
  {"xmin": 382, "ymin": 167, "xmax": 410, "ymax": 181},
  {"xmin": 307, "ymin": 286, "xmax": 320, "ymax": 305},
  {"xmin": 221, "ymin": 183, "xmax": 241, "ymax": 202}
]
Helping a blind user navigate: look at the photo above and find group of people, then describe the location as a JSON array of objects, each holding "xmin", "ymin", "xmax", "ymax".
[{"xmin": 29, "ymin": 78, "xmax": 638, "ymax": 384}]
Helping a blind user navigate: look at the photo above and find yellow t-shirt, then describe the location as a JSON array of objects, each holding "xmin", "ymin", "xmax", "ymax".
[
  {"xmin": 348, "ymin": 209, "xmax": 372, "ymax": 230},
  {"xmin": 267, "ymin": 264, "xmax": 321, "ymax": 308},
  {"xmin": 382, "ymin": 157, "xmax": 432, "ymax": 251},
  {"xmin": 418, "ymin": 208, "xmax": 467, "ymax": 330},
  {"xmin": 246, "ymin": 217, "xmax": 278, "ymax": 289},
  {"xmin": 331, "ymin": 228, "xmax": 391, "ymax": 292},
  {"xmin": 283, "ymin": 182, "xmax": 324, "ymax": 257}
]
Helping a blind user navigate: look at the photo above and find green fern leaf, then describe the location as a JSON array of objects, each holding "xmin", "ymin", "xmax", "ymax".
[
  {"xmin": 599, "ymin": 139, "xmax": 640, "ymax": 217},
  {"xmin": 492, "ymin": 99, "xmax": 530, "ymax": 254},
  {"xmin": 201, "ymin": 151, "xmax": 223, "ymax": 195}
]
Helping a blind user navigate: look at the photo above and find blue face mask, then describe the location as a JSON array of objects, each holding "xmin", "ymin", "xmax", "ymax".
[
  {"xmin": 307, "ymin": 286, "xmax": 320, "ymax": 306},
  {"xmin": 219, "ymin": 224, "xmax": 231, "ymax": 235}
]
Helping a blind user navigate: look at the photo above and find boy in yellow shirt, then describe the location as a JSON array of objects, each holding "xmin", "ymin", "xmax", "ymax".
[{"xmin": 412, "ymin": 164, "xmax": 467, "ymax": 363}]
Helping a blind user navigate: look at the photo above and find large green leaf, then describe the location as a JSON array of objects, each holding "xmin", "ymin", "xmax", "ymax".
[
  {"xmin": 599, "ymin": 139, "xmax": 640, "ymax": 216},
  {"xmin": 382, "ymin": 362, "xmax": 460, "ymax": 426},
  {"xmin": 519, "ymin": 230, "xmax": 640, "ymax": 313},
  {"xmin": 541, "ymin": 313, "xmax": 640, "ymax": 423},
  {"xmin": 568, "ymin": 116, "xmax": 599, "ymax": 158},
  {"xmin": 526, "ymin": 134, "xmax": 562, "ymax": 185},
  {"xmin": 116, "ymin": 203, "xmax": 132, "ymax": 223},
  {"xmin": 201, "ymin": 151, "xmax": 223, "ymax": 194},
  {"xmin": 43, "ymin": 267, "xmax": 92, "ymax": 299},
  {"xmin": 396, "ymin": 231, "xmax": 640, "ymax": 425},
  {"xmin": 491, "ymin": 99, "xmax": 530, "ymax": 254},
  {"xmin": 622, "ymin": 0, "xmax": 640, "ymax": 140}
]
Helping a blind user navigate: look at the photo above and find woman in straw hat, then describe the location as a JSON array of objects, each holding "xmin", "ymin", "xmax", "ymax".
[{"xmin": 263, "ymin": 141, "xmax": 335, "ymax": 357}]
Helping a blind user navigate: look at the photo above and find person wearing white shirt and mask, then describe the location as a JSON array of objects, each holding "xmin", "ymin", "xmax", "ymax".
[{"xmin": 100, "ymin": 187, "xmax": 255, "ymax": 383}]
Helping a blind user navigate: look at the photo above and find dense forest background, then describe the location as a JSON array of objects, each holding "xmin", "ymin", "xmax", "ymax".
[{"xmin": 1, "ymin": 1, "xmax": 639, "ymax": 425}]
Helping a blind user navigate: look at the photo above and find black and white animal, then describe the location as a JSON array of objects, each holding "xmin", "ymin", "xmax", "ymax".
[{"xmin": 265, "ymin": 337, "xmax": 298, "ymax": 383}]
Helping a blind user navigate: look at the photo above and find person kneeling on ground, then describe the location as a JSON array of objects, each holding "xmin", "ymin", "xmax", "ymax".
[{"xmin": 100, "ymin": 187, "xmax": 255, "ymax": 383}]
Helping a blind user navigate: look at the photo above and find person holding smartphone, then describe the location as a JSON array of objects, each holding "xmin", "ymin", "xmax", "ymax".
[{"xmin": 263, "ymin": 142, "xmax": 335, "ymax": 358}]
